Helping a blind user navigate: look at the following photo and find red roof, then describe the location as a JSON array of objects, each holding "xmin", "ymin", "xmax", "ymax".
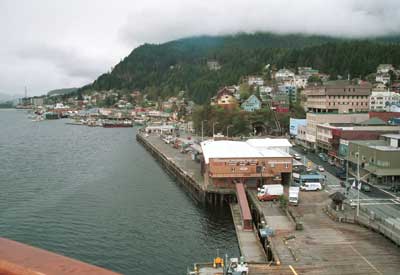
[{"xmin": 369, "ymin": 112, "xmax": 400, "ymax": 122}]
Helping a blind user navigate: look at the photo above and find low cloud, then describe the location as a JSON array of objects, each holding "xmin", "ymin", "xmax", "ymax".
[
  {"xmin": 1, "ymin": 0, "xmax": 400, "ymax": 95},
  {"xmin": 120, "ymin": 0, "xmax": 400, "ymax": 45},
  {"xmin": 17, "ymin": 44, "xmax": 111, "ymax": 79}
]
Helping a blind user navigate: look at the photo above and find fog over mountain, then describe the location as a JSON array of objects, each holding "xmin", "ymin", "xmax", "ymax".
[{"xmin": 1, "ymin": 0, "xmax": 400, "ymax": 95}]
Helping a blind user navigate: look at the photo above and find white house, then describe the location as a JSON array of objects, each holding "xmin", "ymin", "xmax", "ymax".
[
  {"xmin": 259, "ymin": 86, "xmax": 273, "ymax": 95},
  {"xmin": 376, "ymin": 73, "xmax": 391, "ymax": 85},
  {"xmin": 248, "ymin": 76, "xmax": 264, "ymax": 86},
  {"xmin": 275, "ymin": 69, "xmax": 295, "ymax": 81},
  {"xmin": 377, "ymin": 64, "xmax": 394, "ymax": 74},
  {"xmin": 293, "ymin": 75, "xmax": 308, "ymax": 88},
  {"xmin": 369, "ymin": 91, "xmax": 400, "ymax": 111}
]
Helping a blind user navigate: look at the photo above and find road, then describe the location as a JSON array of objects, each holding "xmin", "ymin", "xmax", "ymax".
[{"xmin": 290, "ymin": 146, "xmax": 400, "ymax": 221}]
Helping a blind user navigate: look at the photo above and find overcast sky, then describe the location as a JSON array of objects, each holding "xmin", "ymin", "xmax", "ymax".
[{"xmin": 1, "ymin": 0, "xmax": 400, "ymax": 96}]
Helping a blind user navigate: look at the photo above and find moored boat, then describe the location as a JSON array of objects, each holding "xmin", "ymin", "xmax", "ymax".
[{"xmin": 103, "ymin": 120, "xmax": 133, "ymax": 128}]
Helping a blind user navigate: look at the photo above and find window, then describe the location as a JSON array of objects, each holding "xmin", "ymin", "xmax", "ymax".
[
  {"xmin": 285, "ymin": 163, "xmax": 289, "ymax": 168},
  {"xmin": 270, "ymin": 163, "xmax": 275, "ymax": 168}
]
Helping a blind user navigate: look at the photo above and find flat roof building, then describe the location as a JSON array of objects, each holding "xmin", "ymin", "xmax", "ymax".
[
  {"xmin": 304, "ymin": 82, "xmax": 372, "ymax": 114},
  {"xmin": 347, "ymin": 134, "xmax": 400, "ymax": 186},
  {"xmin": 201, "ymin": 140, "xmax": 293, "ymax": 189}
]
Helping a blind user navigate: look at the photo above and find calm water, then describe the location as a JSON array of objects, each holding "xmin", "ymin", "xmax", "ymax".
[{"xmin": 0, "ymin": 109, "xmax": 238, "ymax": 275}]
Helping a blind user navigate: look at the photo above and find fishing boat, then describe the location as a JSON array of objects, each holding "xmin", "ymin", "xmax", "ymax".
[
  {"xmin": 103, "ymin": 120, "xmax": 133, "ymax": 128},
  {"xmin": 133, "ymin": 118, "xmax": 146, "ymax": 126},
  {"xmin": 44, "ymin": 112, "xmax": 59, "ymax": 120}
]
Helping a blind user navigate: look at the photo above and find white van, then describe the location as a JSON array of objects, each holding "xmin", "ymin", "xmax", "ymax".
[
  {"xmin": 289, "ymin": 186, "xmax": 300, "ymax": 205},
  {"xmin": 300, "ymin": 182, "xmax": 322, "ymax": 191}
]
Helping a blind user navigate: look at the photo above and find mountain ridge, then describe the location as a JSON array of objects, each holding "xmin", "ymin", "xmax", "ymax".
[{"xmin": 79, "ymin": 32, "xmax": 400, "ymax": 103}]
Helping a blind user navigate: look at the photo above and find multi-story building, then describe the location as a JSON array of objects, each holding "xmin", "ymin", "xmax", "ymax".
[
  {"xmin": 31, "ymin": 97, "xmax": 44, "ymax": 107},
  {"xmin": 304, "ymin": 82, "xmax": 372, "ymax": 113},
  {"xmin": 201, "ymin": 139, "xmax": 292, "ymax": 189},
  {"xmin": 316, "ymin": 121, "xmax": 400, "ymax": 165},
  {"xmin": 298, "ymin": 112, "xmax": 369, "ymax": 150},
  {"xmin": 369, "ymin": 90, "xmax": 400, "ymax": 111},
  {"xmin": 347, "ymin": 134, "xmax": 400, "ymax": 186},
  {"xmin": 278, "ymin": 84, "xmax": 297, "ymax": 102}
]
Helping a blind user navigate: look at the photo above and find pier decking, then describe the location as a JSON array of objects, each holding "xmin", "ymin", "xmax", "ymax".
[
  {"xmin": 249, "ymin": 189, "xmax": 400, "ymax": 274},
  {"xmin": 136, "ymin": 133, "xmax": 235, "ymax": 202},
  {"xmin": 230, "ymin": 203, "xmax": 267, "ymax": 263}
]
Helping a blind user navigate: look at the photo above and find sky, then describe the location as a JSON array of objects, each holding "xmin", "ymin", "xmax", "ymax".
[{"xmin": 1, "ymin": 0, "xmax": 400, "ymax": 96}]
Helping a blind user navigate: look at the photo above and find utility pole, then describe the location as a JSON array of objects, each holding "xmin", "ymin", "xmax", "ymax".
[
  {"xmin": 201, "ymin": 120, "xmax": 207, "ymax": 141},
  {"xmin": 212, "ymin": 122, "xmax": 218, "ymax": 138},
  {"xmin": 226, "ymin": 125, "xmax": 233, "ymax": 138},
  {"xmin": 357, "ymin": 147, "xmax": 360, "ymax": 217},
  {"xmin": 346, "ymin": 158, "xmax": 349, "ymax": 192}
]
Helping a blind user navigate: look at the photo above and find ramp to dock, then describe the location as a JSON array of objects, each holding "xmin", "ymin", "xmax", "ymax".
[
  {"xmin": 235, "ymin": 181, "xmax": 253, "ymax": 230},
  {"xmin": 230, "ymin": 203, "xmax": 267, "ymax": 263}
]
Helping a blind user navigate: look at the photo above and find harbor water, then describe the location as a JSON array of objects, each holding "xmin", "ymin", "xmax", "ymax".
[{"xmin": 0, "ymin": 109, "xmax": 239, "ymax": 274}]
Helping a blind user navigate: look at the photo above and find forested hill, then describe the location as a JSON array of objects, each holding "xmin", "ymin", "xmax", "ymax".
[{"xmin": 80, "ymin": 33, "xmax": 400, "ymax": 103}]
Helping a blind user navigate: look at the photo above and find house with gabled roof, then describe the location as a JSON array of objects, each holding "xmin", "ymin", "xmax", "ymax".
[{"xmin": 241, "ymin": 94, "xmax": 262, "ymax": 112}]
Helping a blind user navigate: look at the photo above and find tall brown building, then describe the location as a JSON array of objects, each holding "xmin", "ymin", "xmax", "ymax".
[{"xmin": 304, "ymin": 82, "xmax": 372, "ymax": 113}]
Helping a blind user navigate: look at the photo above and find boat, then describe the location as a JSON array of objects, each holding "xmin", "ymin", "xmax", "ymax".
[
  {"xmin": 44, "ymin": 112, "xmax": 59, "ymax": 120},
  {"xmin": 31, "ymin": 116, "xmax": 44, "ymax": 122},
  {"xmin": 103, "ymin": 120, "xmax": 133, "ymax": 128},
  {"xmin": 133, "ymin": 118, "xmax": 146, "ymax": 126}
]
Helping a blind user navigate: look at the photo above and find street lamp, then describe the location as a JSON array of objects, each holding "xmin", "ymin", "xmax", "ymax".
[
  {"xmin": 201, "ymin": 120, "xmax": 208, "ymax": 141},
  {"xmin": 212, "ymin": 121, "xmax": 219, "ymax": 138},
  {"xmin": 226, "ymin": 125, "xmax": 233, "ymax": 138},
  {"xmin": 356, "ymin": 148, "xmax": 360, "ymax": 217}
]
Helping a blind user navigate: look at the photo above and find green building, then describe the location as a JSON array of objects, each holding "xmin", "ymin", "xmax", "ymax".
[{"xmin": 347, "ymin": 134, "xmax": 400, "ymax": 186}]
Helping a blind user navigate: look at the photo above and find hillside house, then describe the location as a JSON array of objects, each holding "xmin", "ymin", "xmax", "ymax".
[
  {"xmin": 211, "ymin": 87, "xmax": 239, "ymax": 110},
  {"xmin": 241, "ymin": 95, "xmax": 262, "ymax": 112}
]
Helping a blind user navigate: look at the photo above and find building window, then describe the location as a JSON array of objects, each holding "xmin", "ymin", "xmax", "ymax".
[{"xmin": 270, "ymin": 163, "xmax": 275, "ymax": 168}]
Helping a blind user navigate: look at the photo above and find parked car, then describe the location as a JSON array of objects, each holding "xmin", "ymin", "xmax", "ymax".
[
  {"xmin": 293, "ymin": 153, "xmax": 302, "ymax": 160},
  {"xmin": 388, "ymin": 184, "xmax": 400, "ymax": 193},
  {"xmin": 318, "ymin": 153, "xmax": 328, "ymax": 162},
  {"xmin": 317, "ymin": 165, "xmax": 325, "ymax": 172},
  {"xmin": 361, "ymin": 183, "xmax": 371, "ymax": 192},
  {"xmin": 336, "ymin": 170, "xmax": 346, "ymax": 180}
]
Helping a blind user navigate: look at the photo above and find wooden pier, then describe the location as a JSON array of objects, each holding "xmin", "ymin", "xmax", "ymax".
[{"xmin": 136, "ymin": 132, "xmax": 235, "ymax": 204}]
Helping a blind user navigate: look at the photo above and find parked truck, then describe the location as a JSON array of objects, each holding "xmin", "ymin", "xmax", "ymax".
[
  {"xmin": 257, "ymin": 184, "xmax": 284, "ymax": 201},
  {"xmin": 288, "ymin": 186, "xmax": 300, "ymax": 205}
]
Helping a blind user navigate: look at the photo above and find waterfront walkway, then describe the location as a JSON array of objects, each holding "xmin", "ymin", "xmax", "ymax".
[{"xmin": 144, "ymin": 134, "xmax": 204, "ymax": 186}]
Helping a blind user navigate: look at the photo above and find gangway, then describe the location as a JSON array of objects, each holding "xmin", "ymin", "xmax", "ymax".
[{"xmin": 235, "ymin": 180, "xmax": 253, "ymax": 230}]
